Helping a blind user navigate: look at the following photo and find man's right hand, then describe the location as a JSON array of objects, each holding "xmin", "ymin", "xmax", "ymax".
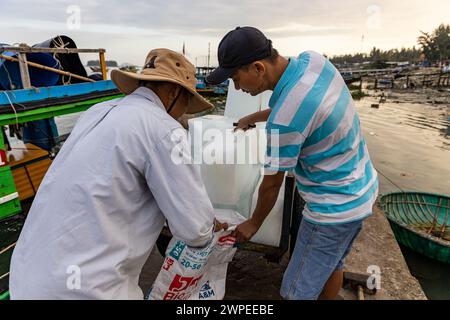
[{"xmin": 214, "ymin": 219, "xmax": 229, "ymax": 232}]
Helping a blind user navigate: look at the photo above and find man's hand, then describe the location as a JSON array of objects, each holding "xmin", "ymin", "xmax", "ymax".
[
  {"xmin": 233, "ymin": 115, "xmax": 257, "ymax": 132},
  {"xmin": 231, "ymin": 219, "xmax": 261, "ymax": 242},
  {"xmin": 214, "ymin": 219, "xmax": 229, "ymax": 232},
  {"xmin": 233, "ymin": 109, "xmax": 271, "ymax": 132}
]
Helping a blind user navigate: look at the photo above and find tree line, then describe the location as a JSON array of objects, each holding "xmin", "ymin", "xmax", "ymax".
[{"xmin": 331, "ymin": 24, "xmax": 450, "ymax": 66}]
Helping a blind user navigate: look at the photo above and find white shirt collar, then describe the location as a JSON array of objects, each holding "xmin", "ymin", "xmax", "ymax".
[{"xmin": 131, "ymin": 86, "xmax": 166, "ymax": 112}]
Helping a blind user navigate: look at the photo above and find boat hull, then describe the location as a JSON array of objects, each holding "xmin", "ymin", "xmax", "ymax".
[
  {"xmin": 380, "ymin": 192, "xmax": 450, "ymax": 264},
  {"xmin": 387, "ymin": 218, "xmax": 450, "ymax": 264}
]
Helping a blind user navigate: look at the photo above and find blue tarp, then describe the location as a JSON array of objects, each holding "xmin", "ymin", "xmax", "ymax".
[
  {"xmin": 1, "ymin": 43, "xmax": 61, "ymax": 151},
  {"xmin": 0, "ymin": 44, "xmax": 60, "ymax": 90}
]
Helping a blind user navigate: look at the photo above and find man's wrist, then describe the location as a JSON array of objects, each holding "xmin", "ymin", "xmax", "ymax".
[{"xmin": 249, "ymin": 216, "xmax": 263, "ymax": 229}]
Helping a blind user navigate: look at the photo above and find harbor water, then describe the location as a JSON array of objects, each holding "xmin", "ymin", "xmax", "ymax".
[
  {"xmin": 1, "ymin": 89, "xmax": 449, "ymax": 299},
  {"xmin": 355, "ymin": 90, "xmax": 449, "ymax": 300}
]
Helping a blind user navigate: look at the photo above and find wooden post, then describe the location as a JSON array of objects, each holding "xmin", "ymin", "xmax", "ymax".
[
  {"xmin": 438, "ymin": 72, "xmax": 442, "ymax": 87},
  {"xmin": 207, "ymin": 42, "xmax": 210, "ymax": 69},
  {"xmin": 99, "ymin": 51, "xmax": 107, "ymax": 80},
  {"xmin": 391, "ymin": 77, "xmax": 395, "ymax": 89},
  {"xmin": 374, "ymin": 78, "xmax": 378, "ymax": 90},
  {"xmin": 0, "ymin": 54, "xmax": 94, "ymax": 83},
  {"xmin": 406, "ymin": 75, "xmax": 410, "ymax": 88},
  {"xmin": 359, "ymin": 77, "xmax": 363, "ymax": 91},
  {"xmin": 18, "ymin": 44, "xmax": 32, "ymax": 89},
  {"xmin": 422, "ymin": 75, "xmax": 426, "ymax": 87}
]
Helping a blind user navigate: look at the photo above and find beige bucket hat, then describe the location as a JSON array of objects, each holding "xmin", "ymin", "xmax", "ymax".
[{"xmin": 111, "ymin": 48, "xmax": 213, "ymax": 114}]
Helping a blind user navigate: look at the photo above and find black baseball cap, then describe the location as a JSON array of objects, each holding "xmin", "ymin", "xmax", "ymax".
[{"xmin": 206, "ymin": 26, "xmax": 272, "ymax": 85}]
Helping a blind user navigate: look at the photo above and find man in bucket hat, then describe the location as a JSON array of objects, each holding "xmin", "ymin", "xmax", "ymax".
[
  {"xmin": 207, "ymin": 27, "xmax": 378, "ymax": 300},
  {"xmin": 10, "ymin": 48, "xmax": 227, "ymax": 299}
]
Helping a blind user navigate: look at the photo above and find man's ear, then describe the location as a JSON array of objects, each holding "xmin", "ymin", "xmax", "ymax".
[{"xmin": 254, "ymin": 61, "xmax": 266, "ymax": 75}]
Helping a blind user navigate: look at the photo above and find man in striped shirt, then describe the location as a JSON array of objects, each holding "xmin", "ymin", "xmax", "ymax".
[{"xmin": 207, "ymin": 27, "xmax": 378, "ymax": 300}]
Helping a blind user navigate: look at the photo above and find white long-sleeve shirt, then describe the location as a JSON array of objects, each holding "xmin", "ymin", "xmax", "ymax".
[{"xmin": 9, "ymin": 86, "xmax": 214, "ymax": 299}]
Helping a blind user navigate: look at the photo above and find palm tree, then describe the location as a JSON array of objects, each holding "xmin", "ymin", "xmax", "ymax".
[{"xmin": 418, "ymin": 24, "xmax": 450, "ymax": 61}]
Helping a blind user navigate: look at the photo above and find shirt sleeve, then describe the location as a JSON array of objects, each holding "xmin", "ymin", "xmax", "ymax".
[
  {"xmin": 264, "ymin": 122, "xmax": 305, "ymax": 172},
  {"xmin": 144, "ymin": 127, "xmax": 214, "ymax": 247}
]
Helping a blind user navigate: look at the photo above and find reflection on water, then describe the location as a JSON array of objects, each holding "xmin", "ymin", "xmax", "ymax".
[
  {"xmin": 398, "ymin": 244, "xmax": 450, "ymax": 300},
  {"xmin": 356, "ymin": 96, "xmax": 449, "ymax": 195},
  {"xmin": 355, "ymin": 93, "xmax": 449, "ymax": 299}
]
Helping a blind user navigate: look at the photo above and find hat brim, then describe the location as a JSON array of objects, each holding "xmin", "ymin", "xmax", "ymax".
[
  {"xmin": 205, "ymin": 66, "xmax": 237, "ymax": 85},
  {"xmin": 111, "ymin": 69, "xmax": 214, "ymax": 114}
]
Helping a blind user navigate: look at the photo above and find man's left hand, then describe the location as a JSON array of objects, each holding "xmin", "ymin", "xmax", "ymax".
[{"xmin": 231, "ymin": 219, "xmax": 261, "ymax": 242}]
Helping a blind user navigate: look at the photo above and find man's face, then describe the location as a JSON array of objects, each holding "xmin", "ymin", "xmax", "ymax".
[{"xmin": 231, "ymin": 62, "xmax": 266, "ymax": 96}]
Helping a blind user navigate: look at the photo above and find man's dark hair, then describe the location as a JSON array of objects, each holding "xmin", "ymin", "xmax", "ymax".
[
  {"xmin": 264, "ymin": 47, "xmax": 280, "ymax": 64},
  {"xmin": 239, "ymin": 48, "xmax": 279, "ymax": 71}
]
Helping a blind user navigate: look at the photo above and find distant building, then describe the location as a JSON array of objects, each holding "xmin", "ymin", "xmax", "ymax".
[{"xmin": 86, "ymin": 60, "xmax": 118, "ymax": 67}]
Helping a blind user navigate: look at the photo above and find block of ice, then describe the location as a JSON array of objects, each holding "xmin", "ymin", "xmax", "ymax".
[
  {"xmin": 249, "ymin": 176, "xmax": 285, "ymax": 247},
  {"xmin": 188, "ymin": 116, "xmax": 264, "ymax": 218}
]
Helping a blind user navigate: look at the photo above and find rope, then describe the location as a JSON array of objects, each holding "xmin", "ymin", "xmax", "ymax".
[
  {"xmin": 0, "ymin": 272, "xmax": 9, "ymax": 281},
  {"xmin": 0, "ymin": 64, "xmax": 23, "ymax": 137},
  {"xmin": 1, "ymin": 61, "xmax": 15, "ymax": 90},
  {"xmin": 52, "ymin": 36, "xmax": 71, "ymax": 85},
  {"xmin": 374, "ymin": 166, "xmax": 405, "ymax": 193},
  {"xmin": 0, "ymin": 242, "xmax": 16, "ymax": 256},
  {"xmin": 1, "ymin": 91, "xmax": 19, "ymax": 128}
]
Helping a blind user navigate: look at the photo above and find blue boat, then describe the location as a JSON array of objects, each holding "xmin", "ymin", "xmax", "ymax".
[
  {"xmin": 0, "ymin": 40, "xmax": 122, "ymax": 300},
  {"xmin": 195, "ymin": 67, "xmax": 228, "ymax": 96}
]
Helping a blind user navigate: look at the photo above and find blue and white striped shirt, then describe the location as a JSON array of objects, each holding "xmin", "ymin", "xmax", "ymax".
[{"xmin": 265, "ymin": 51, "xmax": 378, "ymax": 225}]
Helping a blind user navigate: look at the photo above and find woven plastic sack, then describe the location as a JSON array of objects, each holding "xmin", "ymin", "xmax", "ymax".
[{"xmin": 148, "ymin": 209, "xmax": 245, "ymax": 300}]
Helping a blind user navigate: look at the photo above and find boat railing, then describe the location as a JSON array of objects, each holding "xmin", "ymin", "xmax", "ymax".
[{"xmin": 0, "ymin": 44, "xmax": 108, "ymax": 89}]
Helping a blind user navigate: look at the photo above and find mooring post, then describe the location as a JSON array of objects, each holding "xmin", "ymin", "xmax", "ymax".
[
  {"xmin": 18, "ymin": 44, "xmax": 32, "ymax": 89},
  {"xmin": 99, "ymin": 51, "xmax": 107, "ymax": 80}
]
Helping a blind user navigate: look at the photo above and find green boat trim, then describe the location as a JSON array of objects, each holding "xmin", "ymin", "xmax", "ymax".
[
  {"xmin": 0, "ymin": 94, "xmax": 123, "ymax": 126},
  {"xmin": 0, "ymin": 92, "xmax": 124, "ymax": 220},
  {"xmin": 380, "ymin": 192, "xmax": 450, "ymax": 264},
  {"xmin": 0, "ymin": 290, "xmax": 9, "ymax": 300}
]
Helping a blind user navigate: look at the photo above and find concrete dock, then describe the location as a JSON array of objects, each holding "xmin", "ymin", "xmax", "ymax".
[
  {"xmin": 339, "ymin": 204, "xmax": 427, "ymax": 300},
  {"xmin": 139, "ymin": 203, "xmax": 427, "ymax": 300}
]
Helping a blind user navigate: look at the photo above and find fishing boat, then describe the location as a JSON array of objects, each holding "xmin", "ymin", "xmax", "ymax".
[
  {"xmin": 0, "ymin": 39, "xmax": 123, "ymax": 299},
  {"xmin": 380, "ymin": 192, "xmax": 450, "ymax": 264},
  {"xmin": 195, "ymin": 66, "xmax": 228, "ymax": 96},
  {"xmin": 340, "ymin": 71, "xmax": 362, "ymax": 85}
]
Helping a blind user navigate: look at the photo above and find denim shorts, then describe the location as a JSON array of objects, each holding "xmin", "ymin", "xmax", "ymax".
[{"xmin": 280, "ymin": 218, "xmax": 363, "ymax": 300}]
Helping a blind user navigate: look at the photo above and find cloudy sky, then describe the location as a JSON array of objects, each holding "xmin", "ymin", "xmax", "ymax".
[{"xmin": 1, "ymin": 0, "xmax": 449, "ymax": 66}]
